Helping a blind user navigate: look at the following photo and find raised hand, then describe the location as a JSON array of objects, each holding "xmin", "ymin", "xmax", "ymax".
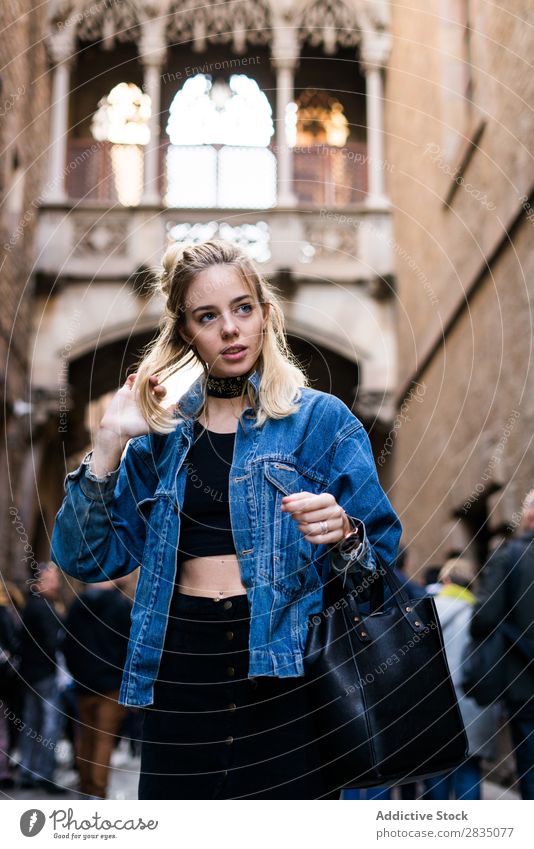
[
  {"xmin": 91, "ymin": 373, "xmax": 168, "ymax": 477},
  {"xmin": 99, "ymin": 373, "xmax": 167, "ymax": 443}
]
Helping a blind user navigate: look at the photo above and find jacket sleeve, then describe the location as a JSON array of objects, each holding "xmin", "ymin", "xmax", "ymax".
[
  {"xmin": 326, "ymin": 423, "xmax": 403, "ymax": 583},
  {"xmin": 470, "ymin": 545, "xmax": 508, "ymax": 638},
  {"xmin": 50, "ymin": 436, "xmax": 159, "ymax": 583}
]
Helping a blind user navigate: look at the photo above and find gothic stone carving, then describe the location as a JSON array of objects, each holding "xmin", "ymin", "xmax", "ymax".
[{"xmin": 73, "ymin": 214, "xmax": 129, "ymax": 256}]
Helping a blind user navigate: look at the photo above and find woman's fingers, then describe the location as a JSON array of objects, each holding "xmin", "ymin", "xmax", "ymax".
[
  {"xmin": 149, "ymin": 374, "xmax": 166, "ymax": 394},
  {"xmin": 281, "ymin": 492, "xmax": 345, "ymax": 542},
  {"xmin": 124, "ymin": 373, "xmax": 167, "ymax": 399}
]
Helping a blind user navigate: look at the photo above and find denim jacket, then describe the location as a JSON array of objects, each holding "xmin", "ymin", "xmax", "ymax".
[{"xmin": 51, "ymin": 369, "xmax": 402, "ymax": 706}]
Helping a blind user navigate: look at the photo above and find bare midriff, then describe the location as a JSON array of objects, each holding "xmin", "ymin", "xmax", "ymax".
[
  {"xmin": 176, "ymin": 554, "xmax": 247, "ymax": 599},
  {"xmin": 176, "ymin": 413, "xmax": 248, "ymax": 600}
]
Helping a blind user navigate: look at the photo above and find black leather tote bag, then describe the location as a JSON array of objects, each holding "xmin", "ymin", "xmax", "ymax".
[{"xmin": 303, "ymin": 560, "xmax": 468, "ymax": 790}]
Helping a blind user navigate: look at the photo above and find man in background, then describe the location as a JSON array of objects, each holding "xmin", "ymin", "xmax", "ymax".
[
  {"xmin": 471, "ymin": 489, "xmax": 534, "ymax": 799},
  {"xmin": 62, "ymin": 578, "xmax": 131, "ymax": 799},
  {"xmin": 18, "ymin": 563, "xmax": 64, "ymax": 793}
]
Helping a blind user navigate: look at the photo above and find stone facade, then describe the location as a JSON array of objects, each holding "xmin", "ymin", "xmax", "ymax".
[
  {"xmin": 386, "ymin": 0, "xmax": 534, "ymax": 575},
  {"xmin": 1, "ymin": 1, "xmax": 400, "ymax": 585},
  {"xmin": 11, "ymin": 1, "xmax": 534, "ymax": 585},
  {"xmin": 0, "ymin": 1, "xmax": 52, "ymax": 583}
]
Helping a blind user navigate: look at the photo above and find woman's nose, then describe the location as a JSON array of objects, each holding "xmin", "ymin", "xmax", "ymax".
[{"xmin": 221, "ymin": 311, "xmax": 238, "ymax": 335}]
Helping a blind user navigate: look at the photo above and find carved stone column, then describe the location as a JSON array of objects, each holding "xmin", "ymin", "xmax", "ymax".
[
  {"xmin": 139, "ymin": 19, "xmax": 167, "ymax": 205},
  {"xmin": 361, "ymin": 33, "xmax": 392, "ymax": 207},
  {"xmin": 271, "ymin": 26, "xmax": 299, "ymax": 207},
  {"xmin": 44, "ymin": 28, "xmax": 76, "ymax": 203}
]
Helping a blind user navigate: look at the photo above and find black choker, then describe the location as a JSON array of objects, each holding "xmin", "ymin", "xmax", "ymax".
[{"xmin": 206, "ymin": 372, "xmax": 250, "ymax": 398}]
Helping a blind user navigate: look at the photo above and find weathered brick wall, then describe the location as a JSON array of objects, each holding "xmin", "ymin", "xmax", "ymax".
[
  {"xmin": 0, "ymin": 0, "xmax": 51, "ymax": 584},
  {"xmin": 386, "ymin": 1, "xmax": 534, "ymax": 573}
]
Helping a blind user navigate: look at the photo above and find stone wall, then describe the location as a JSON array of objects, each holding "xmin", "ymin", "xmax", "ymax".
[
  {"xmin": 386, "ymin": 0, "xmax": 534, "ymax": 573},
  {"xmin": 0, "ymin": 0, "xmax": 51, "ymax": 583}
]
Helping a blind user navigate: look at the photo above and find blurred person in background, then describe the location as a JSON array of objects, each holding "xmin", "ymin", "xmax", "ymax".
[
  {"xmin": 424, "ymin": 558, "xmax": 499, "ymax": 800},
  {"xmin": 0, "ymin": 582, "xmax": 23, "ymax": 789},
  {"xmin": 471, "ymin": 490, "xmax": 534, "ymax": 800},
  {"xmin": 392, "ymin": 544, "xmax": 427, "ymax": 599},
  {"xmin": 62, "ymin": 578, "xmax": 131, "ymax": 799},
  {"xmin": 423, "ymin": 565, "xmax": 443, "ymax": 596},
  {"xmin": 17, "ymin": 563, "xmax": 65, "ymax": 793}
]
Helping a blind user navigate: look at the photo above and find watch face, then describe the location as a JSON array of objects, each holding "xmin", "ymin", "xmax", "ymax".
[{"xmin": 341, "ymin": 531, "xmax": 360, "ymax": 553}]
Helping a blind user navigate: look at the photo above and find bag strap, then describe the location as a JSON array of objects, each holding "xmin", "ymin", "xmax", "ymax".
[{"xmin": 344, "ymin": 551, "xmax": 427, "ymax": 641}]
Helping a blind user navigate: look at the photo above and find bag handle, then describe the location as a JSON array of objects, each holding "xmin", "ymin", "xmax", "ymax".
[{"xmin": 342, "ymin": 552, "xmax": 428, "ymax": 643}]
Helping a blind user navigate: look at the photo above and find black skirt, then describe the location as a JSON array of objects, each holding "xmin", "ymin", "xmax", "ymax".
[{"xmin": 138, "ymin": 590, "xmax": 336, "ymax": 800}]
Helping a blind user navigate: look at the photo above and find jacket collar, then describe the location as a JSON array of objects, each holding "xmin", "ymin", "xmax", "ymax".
[{"xmin": 176, "ymin": 367, "xmax": 261, "ymax": 419}]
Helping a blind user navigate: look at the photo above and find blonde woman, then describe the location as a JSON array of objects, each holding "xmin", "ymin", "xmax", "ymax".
[{"xmin": 52, "ymin": 240, "xmax": 402, "ymax": 800}]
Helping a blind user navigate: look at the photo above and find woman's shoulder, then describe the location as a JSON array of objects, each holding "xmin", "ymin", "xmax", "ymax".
[{"xmin": 297, "ymin": 387, "xmax": 364, "ymax": 435}]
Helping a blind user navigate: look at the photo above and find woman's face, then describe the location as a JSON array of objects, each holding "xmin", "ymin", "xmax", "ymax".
[{"xmin": 179, "ymin": 264, "xmax": 269, "ymax": 378}]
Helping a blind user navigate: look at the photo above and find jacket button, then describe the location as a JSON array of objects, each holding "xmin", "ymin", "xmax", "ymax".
[
  {"xmin": 226, "ymin": 630, "xmax": 234, "ymax": 641},
  {"xmin": 414, "ymin": 620, "xmax": 421, "ymax": 627},
  {"xmin": 353, "ymin": 616, "xmax": 360, "ymax": 622},
  {"xmin": 360, "ymin": 631, "xmax": 367, "ymax": 638},
  {"xmin": 405, "ymin": 606, "xmax": 412, "ymax": 612},
  {"xmin": 226, "ymin": 666, "xmax": 235, "ymax": 677},
  {"xmin": 225, "ymin": 735, "xmax": 234, "ymax": 745},
  {"xmin": 227, "ymin": 702, "xmax": 237, "ymax": 712}
]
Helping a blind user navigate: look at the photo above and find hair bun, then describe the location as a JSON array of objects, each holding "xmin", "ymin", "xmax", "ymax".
[{"xmin": 158, "ymin": 242, "xmax": 189, "ymax": 297}]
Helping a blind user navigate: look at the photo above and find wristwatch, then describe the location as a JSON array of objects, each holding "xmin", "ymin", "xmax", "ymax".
[{"xmin": 336, "ymin": 521, "xmax": 362, "ymax": 561}]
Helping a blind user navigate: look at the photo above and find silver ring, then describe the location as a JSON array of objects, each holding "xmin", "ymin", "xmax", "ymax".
[{"xmin": 320, "ymin": 520, "xmax": 328, "ymax": 534}]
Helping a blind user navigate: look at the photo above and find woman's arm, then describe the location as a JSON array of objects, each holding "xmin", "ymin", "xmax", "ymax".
[
  {"xmin": 326, "ymin": 423, "xmax": 403, "ymax": 581},
  {"xmin": 50, "ymin": 435, "xmax": 159, "ymax": 583},
  {"xmin": 51, "ymin": 373, "xmax": 167, "ymax": 583}
]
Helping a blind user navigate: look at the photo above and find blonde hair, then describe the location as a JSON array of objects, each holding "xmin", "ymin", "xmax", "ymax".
[
  {"xmin": 439, "ymin": 557, "xmax": 476, "ymax": 588},
  {"xmin": 134, "ymin": 240, "xmax": 309, "ymax": 432}
]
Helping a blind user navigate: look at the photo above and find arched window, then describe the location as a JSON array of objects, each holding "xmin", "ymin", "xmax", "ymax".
[
  {"xmin": 165, "ymin": 74, "xmax": 276, "ymax": 208},
  {"xmin": 294, "ymin": 89, "xmax": 349, "ymax": 148},
  {"xmin": 291, "ymin": 89, "xmax": 366, "ymax": 206},
  {"xmin": 90, "ymin": 82, "xmax": 150, "ymax": 206}
]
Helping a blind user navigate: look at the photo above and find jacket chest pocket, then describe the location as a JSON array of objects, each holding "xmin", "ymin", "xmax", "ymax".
[
  {"xmin": 135, "ymin": 492, "xmax": 176, "ymax": 551},
  {"xmin": 261, "ymin": 461, "xmax": 325, "ymax": 594}
]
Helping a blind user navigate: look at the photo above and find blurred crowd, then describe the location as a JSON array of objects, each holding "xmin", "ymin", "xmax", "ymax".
[
  {"xmin": 0, "ymin": 566, "xmax": 140, "ymax": 798},
  {"xmin": 1, "ymin": 490, "xmax": 533, "ymax": 801}
]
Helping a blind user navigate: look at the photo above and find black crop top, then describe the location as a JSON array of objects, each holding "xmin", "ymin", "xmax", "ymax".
[{"xmin": 177, "ymin": 420, "xmax": 236, "ymax": 561}]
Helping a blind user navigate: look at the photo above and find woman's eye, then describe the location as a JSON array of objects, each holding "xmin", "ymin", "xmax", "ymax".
[{"xmin": 199, "ymin": 304, "xmax": 252, "ymax": 323}]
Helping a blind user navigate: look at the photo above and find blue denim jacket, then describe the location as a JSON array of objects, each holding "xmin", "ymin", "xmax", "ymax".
[{"xmin": 51, "ymin": 369, "xmax": 402, "ymax": 706}]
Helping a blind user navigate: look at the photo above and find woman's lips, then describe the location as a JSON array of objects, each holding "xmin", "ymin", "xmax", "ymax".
[{"xmin": 221, "ymin": 347, "xmax": 247, "ymax": 360}]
